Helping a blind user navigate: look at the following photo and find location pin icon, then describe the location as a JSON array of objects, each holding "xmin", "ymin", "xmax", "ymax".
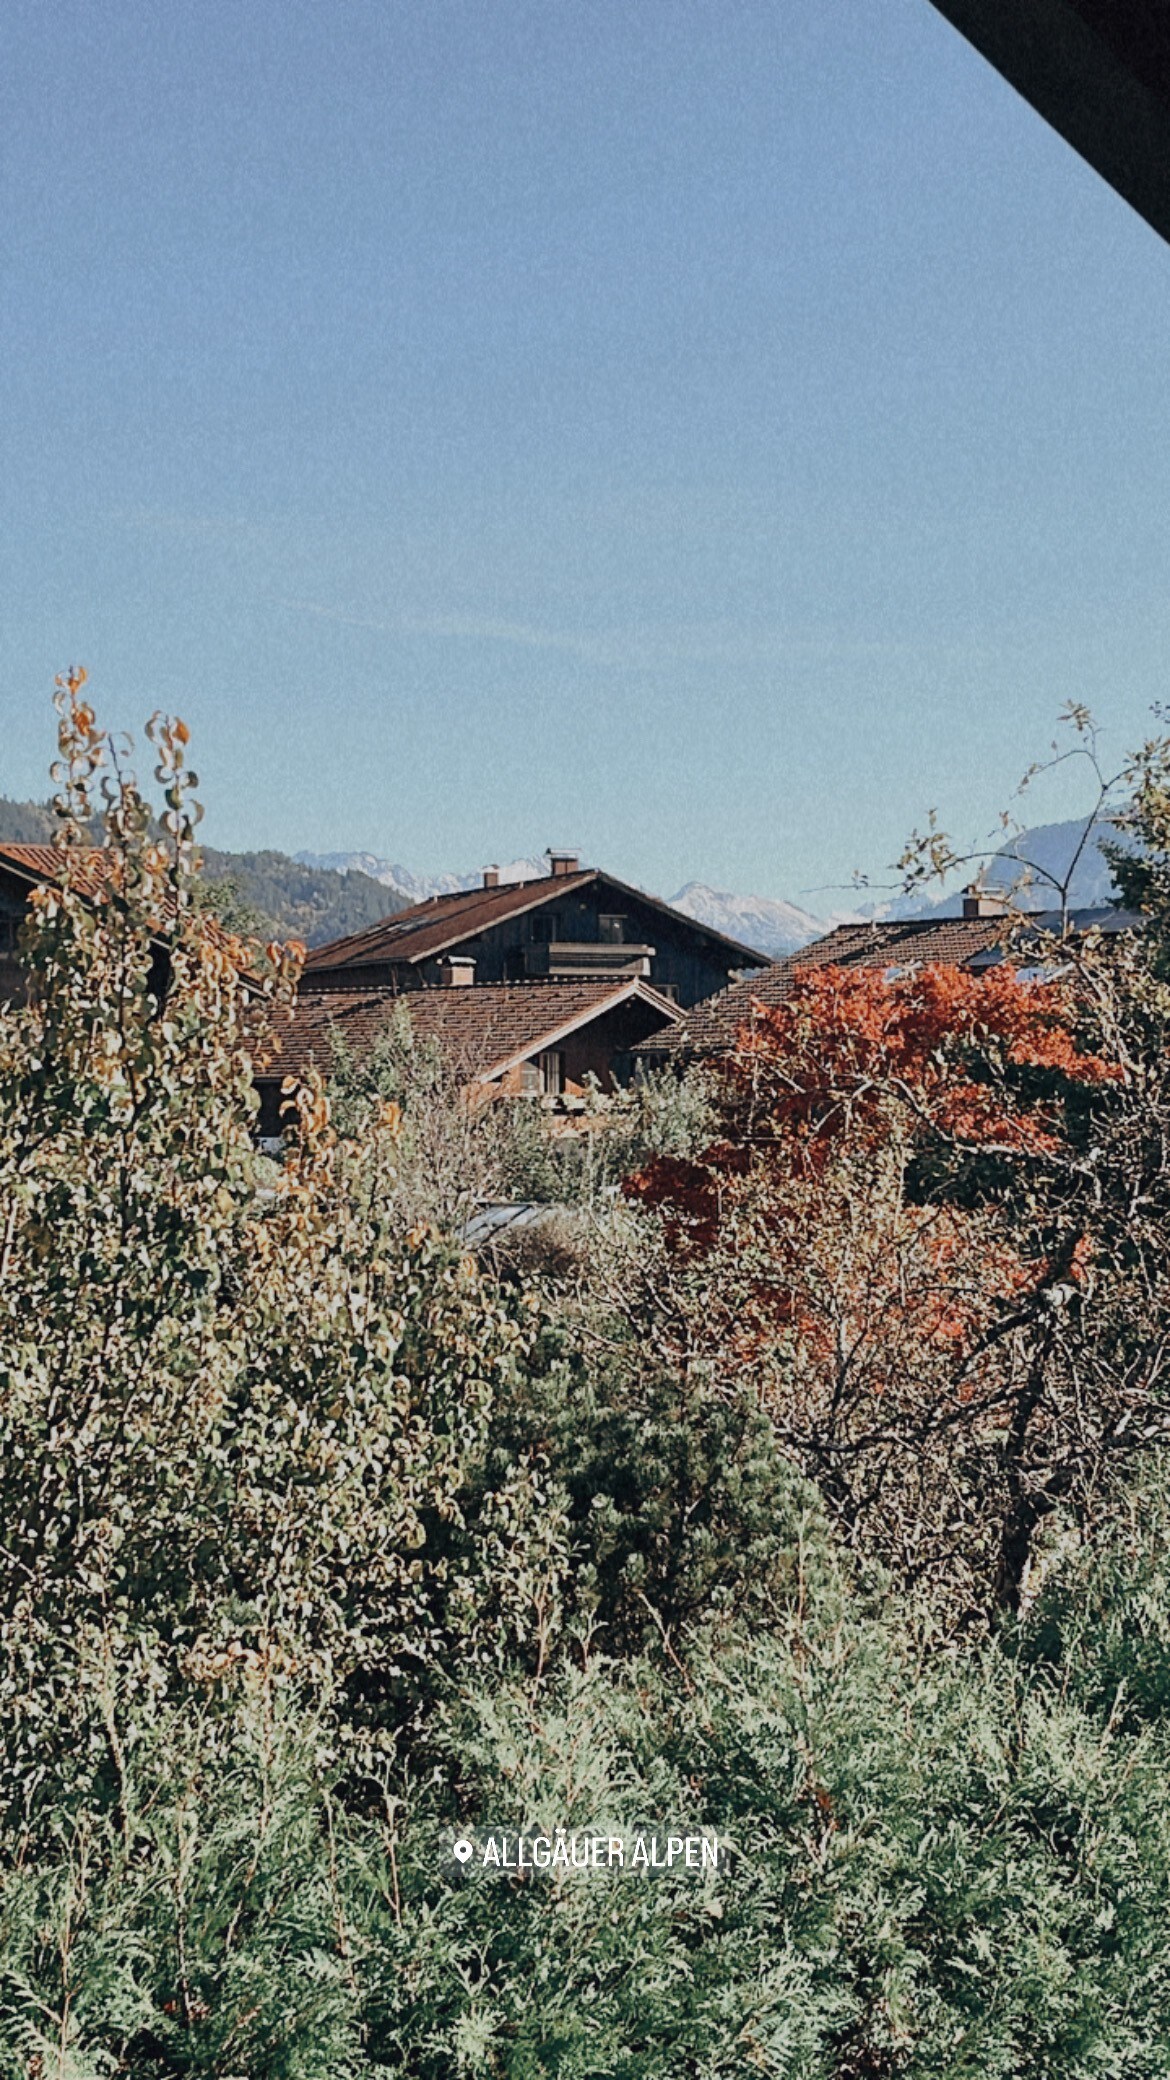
[{"xmin": 453, "ymin": 1838, "xmax": 473, "ymax": 1864}]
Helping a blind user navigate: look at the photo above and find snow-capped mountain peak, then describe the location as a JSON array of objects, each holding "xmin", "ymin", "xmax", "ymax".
[
  {"xmin": 295, "ymin": 852, "xmax": 548, "ymax": 905},
  {"xmin": 667, "ymin": 882, "xmax": 830, "ymax": 960}
]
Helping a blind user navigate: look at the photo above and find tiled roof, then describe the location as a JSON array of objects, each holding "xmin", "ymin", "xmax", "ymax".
[
  {"xmin": 303, "ymin": 869, "xmax": 768, "ymax": 971},
  {"xmin": 0, "ymin": 842, "xmax": 116, "ymax": 902},
  {"xmin": 252, "ymin": 977, "xmax": 681, "ymax": 1085},
  {"xmin": 639, "ymin": 909, "xmax": 1142, "ymax": 1058},
  {"xmin": 0, "ymin": 841, "xmax": 252, "ymax": 970}
]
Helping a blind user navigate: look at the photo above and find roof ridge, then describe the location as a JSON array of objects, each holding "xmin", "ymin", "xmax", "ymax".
[{"xmin": 303, "ymin": 865, "xmax": 770, "ymax": 972}]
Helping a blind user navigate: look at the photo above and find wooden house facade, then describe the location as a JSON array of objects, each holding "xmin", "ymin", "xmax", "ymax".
[{"xmin": 302, "ymin": 853, "xmax": 767, "ymax": 1008}]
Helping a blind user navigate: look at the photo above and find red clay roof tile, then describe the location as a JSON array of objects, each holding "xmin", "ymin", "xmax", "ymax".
[
  {"xmin": 638, "ymin": 911, "xmax": 1134, "ymax": 1058},
  {"xmin": 253, "ymin": 977, "xmax": 681, "ymax": 1085}
]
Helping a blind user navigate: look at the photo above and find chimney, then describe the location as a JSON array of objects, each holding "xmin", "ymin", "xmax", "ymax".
[
  {"xmin": 547, "ymin": 849, "xmax": 579, "ymax": 878},
  {"xmin": 962, "ymin": 883, "xmax": 1010, "ymax": 920},
  {"xmin": 483, "ymin": 865, "xmax": 500, "ymax": 889},
  {"xmin": 437, "ymin": 955, "xmax": 476, "ymax": 987}
]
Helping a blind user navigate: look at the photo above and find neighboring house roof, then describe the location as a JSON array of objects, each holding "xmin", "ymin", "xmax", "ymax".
[
  {"xmin": 254, "ymin": 976, "xmax": 682, "ymax": 1087},
  {"xmin": 0, "ymin": 840, "xmax": 252, "ymax": 973},
  {"xmin": 302, "ymin": 869, "xmax": 769, "ymax": 972},
  {"xmin": 462, "ymin": 1201, "xmax": 578, "ymax": 1247},
  {"xmin": 639, "ymin": 908, "xmax": 1144, "ymax": 1059},
  {"xmin": 0, "ymin": 842, "xmax": 118, "ymax": 903}
]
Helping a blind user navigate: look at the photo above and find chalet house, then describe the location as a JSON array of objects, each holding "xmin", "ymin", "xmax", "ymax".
[
  {"xmin": 252, "ymin": 975, "xmax": 683, "ymax": 1136},
  {"xmin": 0, "ymin": 849, "xmax": 38, "ymax": 1002},
  {"xmin": 0, "ymin": 842, "xmax": 690, "ymax": 1122},
  {"xmin": 301, "ymin": 853, "xmax": 767, "ymax": 1008},
  {"xmin": 640, "ymin": 891, "xmax": 1144, "ymax": 1064}
]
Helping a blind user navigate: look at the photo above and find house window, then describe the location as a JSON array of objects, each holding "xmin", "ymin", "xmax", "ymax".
[
  {"xmin": 598, "ymin": 914, "xmax": 625, "ymax": 944},
  {"xmin": 530, "ymin": 914, "xmax": 561, "ymax": 944},
  {"xmin": 518, "ymin": 1061, "xmax": 541, "ymax": 1095},
  {"xmin": 0, "ymin": 917, "xmax": 19, "ymax": 953},
  {"xmin": 539, "ymin": 1049, "xmax": 565, "ymax": 1097}
]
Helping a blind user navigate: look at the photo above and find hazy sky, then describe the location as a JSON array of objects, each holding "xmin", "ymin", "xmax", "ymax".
[{"xmin": 2, "ymin": 0, "xmax": 1169, "ymax": 905}]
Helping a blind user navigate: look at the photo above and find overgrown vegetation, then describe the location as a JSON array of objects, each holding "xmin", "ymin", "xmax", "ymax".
[
  {"xmin": 325, "ymin": 1002, "xmax": 715, "ymax": 1241},
  {"xmin": 3, "ymin": 678, "xmax": 1170, "ymax": 2074}
]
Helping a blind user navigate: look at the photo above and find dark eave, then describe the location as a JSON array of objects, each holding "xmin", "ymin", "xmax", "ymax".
[{"xmin": 926, "ymin": 0, "xmax": 1170, "ymax": 245}]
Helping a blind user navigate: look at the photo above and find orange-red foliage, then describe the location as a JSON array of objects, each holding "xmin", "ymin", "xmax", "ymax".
[
  {"xmin": 624, "ymin": 963, "xmax": 1148, "ymax": 1612},
  {"xmin": 733, "ymin": 961, "xmax": 1119, "ymax": 1144},
  {"xmin": 626, "ymin": 964, "xmax": 1120, "ymax": 1248}
]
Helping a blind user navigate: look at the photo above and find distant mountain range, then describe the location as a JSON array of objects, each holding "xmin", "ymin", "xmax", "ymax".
[
  {"xmin": 666, "ymin": 883, "xmax": 832, "ymax": 958},
  {"xmin": 0, "ymin": 796, "xmax": 409, "ymax": 949},
  {"xmin": 862, "ymin": 816, "xmax": 1129, "ymax": 922},
  {"xmin": 296, "ymin": 852, "xmax": 549, "ymax": 906},
  {"xmin": 0, "ymin": 793, "xmax": 1132, "ymax": 962},
  {"xmin": 298, "ymin": 817, "xmax": 1133, "ymax": 959}
]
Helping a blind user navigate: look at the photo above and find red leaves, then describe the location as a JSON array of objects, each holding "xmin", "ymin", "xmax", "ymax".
[
  {"xmin": 624, "ymin": 1146, "xmax": 748, "ymax": 1250},
  {"xmin": 723, "ymin": 962, "xmax": 1119, "ymax": 1160},
  {"xmin": 627, "ymin": 961, "xmax": 1120, "ymax": 1282}
]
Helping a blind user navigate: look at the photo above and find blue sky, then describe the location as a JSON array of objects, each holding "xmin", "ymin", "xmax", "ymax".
[{"xmin": 2, "ymin": 0, "xmax": 1169, "ymax": 906}]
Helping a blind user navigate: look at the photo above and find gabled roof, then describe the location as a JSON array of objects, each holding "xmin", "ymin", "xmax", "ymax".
[
  {"xmin": 639, "ymin": 908, "xmax": 1143, "ymax": 1059},
  {"xmin": 302, "ymin": 869, "xmax": 769, "ymax": 972},
  {"xmin": 253, "ymin": 976, "xmax": 682, "ymax": 1087}
]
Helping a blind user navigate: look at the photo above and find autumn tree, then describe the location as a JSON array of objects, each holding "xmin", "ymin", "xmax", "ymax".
[{"xmin": 623, "ymin": 953, "xmax": 1170, "ymax": 1619}]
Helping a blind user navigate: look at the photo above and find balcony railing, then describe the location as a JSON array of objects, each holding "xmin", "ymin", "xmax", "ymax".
[{"xmin": 525, "ymin": 941, "xmax": 654, "ymax": 980}]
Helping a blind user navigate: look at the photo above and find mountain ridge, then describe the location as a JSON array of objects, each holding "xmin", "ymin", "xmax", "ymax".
[
  {"xmin": 859, "ymin": 815, "xmax": 1129, "ymax": 922},
  {"xmin": 0, "ymin": 795, "xmax": 1130, "ymax": 962},
  {"xmin": 0, "ymin": 797, "xmax": 410, "ymax": 949}
]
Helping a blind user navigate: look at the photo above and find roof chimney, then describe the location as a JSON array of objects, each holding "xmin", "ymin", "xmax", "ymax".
[
  {"xmin": 548, "ymin": 849, "xmax": 579, "ymax": 878},
  {"xmin": 437, "ymin": 955, "xmax": 476, "ymax": 987},
  {"xmin": 483, "ymin": 865, "xmax": 500, "ymax": 889},
  {"xmin": 962, "ymin": 883, "xmax": 1011, "ymax": 921}
]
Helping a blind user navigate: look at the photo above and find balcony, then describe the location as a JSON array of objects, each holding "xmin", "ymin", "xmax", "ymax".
[{"xmin": 524, "ymin": 941, "xmax": 655, "ymax": 981}]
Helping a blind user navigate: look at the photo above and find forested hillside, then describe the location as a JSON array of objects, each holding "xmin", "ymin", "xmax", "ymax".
[{"xmin": 0, "ymin": 792, "xmax": 405, "ymax": 945}]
